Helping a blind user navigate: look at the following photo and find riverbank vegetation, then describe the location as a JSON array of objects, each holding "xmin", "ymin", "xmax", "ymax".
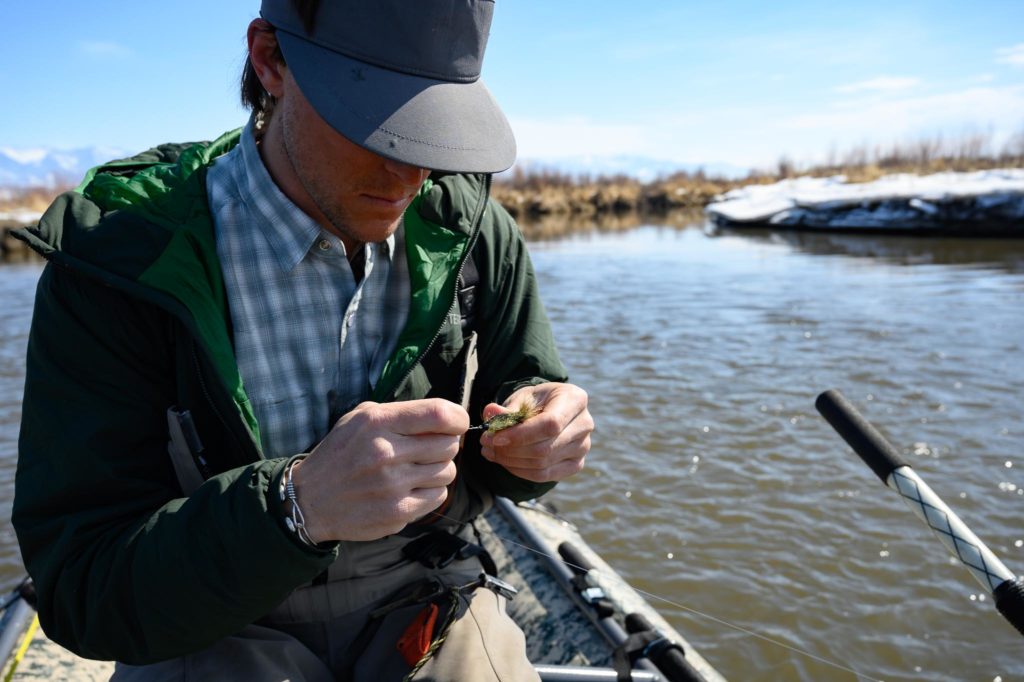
[
  {"xmin": 496, "ymin": 131, "xmax": 1024, "ymax": 232},
  {"xmin": 2, "ymin": 131, "xmax": 1023, "ymax": 254}
]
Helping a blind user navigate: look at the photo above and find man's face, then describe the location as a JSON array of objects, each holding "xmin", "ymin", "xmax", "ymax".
[{"xmin": 272, "ymin": 68, "xmax": 430, "ymax": 247}]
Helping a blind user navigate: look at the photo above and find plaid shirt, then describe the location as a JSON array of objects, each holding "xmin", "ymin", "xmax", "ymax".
[{"xmin": 207, "ymin": 123, "xmax": 410, "ymax": 458}]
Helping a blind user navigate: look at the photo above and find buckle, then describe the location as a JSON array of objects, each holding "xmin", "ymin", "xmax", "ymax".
[
  {"xmin": 402, "ymin": 530, "xmax": 483, "ymax": 569},
  {"xmin": 368, "ymin": 579, "xmax": 447, "ymax": 620},
  {"xmin": 456, "ymin": 572, "xmax": 518, "ymax": 601}
]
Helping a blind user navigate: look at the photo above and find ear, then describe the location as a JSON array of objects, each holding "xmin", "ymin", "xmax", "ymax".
[{"xmin": 247, "ymin": 19, "xmax": 286, "ymax": 99}]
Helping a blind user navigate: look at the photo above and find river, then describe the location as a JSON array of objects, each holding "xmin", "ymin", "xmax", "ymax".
[{"xmin": 1, "ymin": 223, "xmax": 1023, "ymax": 681}]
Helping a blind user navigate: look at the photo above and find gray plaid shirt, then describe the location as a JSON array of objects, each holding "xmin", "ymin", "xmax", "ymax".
[{"xmin": 207, "ymin": 123, "xmax": 410, "ymax": 458}]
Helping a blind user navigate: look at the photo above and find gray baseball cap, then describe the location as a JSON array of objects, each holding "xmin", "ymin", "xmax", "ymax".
[{"xmin": 260, "ymin": 0, "xmax": 516, "ymax": 174}]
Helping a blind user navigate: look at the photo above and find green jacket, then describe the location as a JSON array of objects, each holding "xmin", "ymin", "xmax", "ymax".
[{"xmin": 12, "ymin": 129, "xmax": 567, "ymax": 663}]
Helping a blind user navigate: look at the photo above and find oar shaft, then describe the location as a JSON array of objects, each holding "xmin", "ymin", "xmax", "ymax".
[
  {"xmin": 815, "ymin": 389, "xmax": 1024, "ymax": 638},
  {"xmin": 885, "ymin": 465, "xmax": 1013, "ymax": 591}
]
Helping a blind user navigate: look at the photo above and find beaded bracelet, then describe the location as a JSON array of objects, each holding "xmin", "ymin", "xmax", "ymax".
[{"xmin": 278, "ymin": 456, "xmax": 320, "ymax": 549}]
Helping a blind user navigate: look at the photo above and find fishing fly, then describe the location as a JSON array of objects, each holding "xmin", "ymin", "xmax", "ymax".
[{"xmin": 467, "ymin": 395, "xmax": 541, "ymax": 434}]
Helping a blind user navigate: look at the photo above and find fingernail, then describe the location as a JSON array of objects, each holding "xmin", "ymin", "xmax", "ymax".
[
  {"xmin": 493, "ymin": 436, "xmax": 509, "ymax": 447},
  {"xmin": 481, "ymin": 447, "xmax": 494, "ymax": 460}
]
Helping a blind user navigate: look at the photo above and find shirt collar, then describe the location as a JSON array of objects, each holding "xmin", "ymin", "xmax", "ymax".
[{"xmin": 237, "ymin": 119, "xmax": 399, "ymax": 272}]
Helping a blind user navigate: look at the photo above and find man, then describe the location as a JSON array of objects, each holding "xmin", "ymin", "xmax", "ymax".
[{"xmin": 12, "ymin": 0, "xmax": 592, "ymax": 680}]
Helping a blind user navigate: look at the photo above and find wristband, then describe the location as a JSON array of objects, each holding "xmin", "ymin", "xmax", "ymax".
[{"xmin": 278, "ymin": 456, "xmax": 320, "ymax": 548}]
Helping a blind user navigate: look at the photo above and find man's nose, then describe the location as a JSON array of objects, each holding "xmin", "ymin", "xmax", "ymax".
[{"xmin": 384, "ymin": 158, "xmax": 429, "ymax": 186}]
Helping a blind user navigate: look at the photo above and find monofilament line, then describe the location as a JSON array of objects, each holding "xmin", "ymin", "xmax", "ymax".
[{"xmin": 442, "ymin": 510, "xmax": 884, "ymax": 682}]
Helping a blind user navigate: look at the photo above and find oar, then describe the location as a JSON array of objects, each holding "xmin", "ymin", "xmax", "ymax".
[{"xmin": 815, "ymin": 388, "xmax": 1024, "ymax": 637}]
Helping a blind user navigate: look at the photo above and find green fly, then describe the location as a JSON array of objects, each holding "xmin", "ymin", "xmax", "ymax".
[{"xmin": 467, "ymin": 396, "xmax": 541, "ymax": 434}]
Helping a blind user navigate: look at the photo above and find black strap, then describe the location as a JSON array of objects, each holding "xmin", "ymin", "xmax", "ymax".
[
  {"xmin": 612, "ymin": 628, "xmax": 695, "ymax": 682},
  {"xmin": 567, "ymin": 574, "xmax": 616, "ymax": 619},
  {"xmin": 401, "ymin": 529, "xmax": 498, "ymax": 577},
  {"xmin": 612, "ymin": 631, "xmax": 661, "ymax": 682}
]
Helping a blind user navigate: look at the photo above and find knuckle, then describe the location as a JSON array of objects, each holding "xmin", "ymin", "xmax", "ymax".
[
  {"xmin": 540, "ymin": 418, "xmax": 562, "ymax": 440},
  {"xmin": 441, "ymin": 461, "xmax": 457, "ymax": 485},
  {"xmin": 425, "ymin": 398, "xmax": 457, "ymax": 425},
  {"xmin": 368, "ymin": 436, "xmax": 395, "ymax": 463}
]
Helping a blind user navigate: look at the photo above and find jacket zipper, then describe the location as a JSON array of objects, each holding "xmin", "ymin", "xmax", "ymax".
[
  {"xmin": 191, "ymin": 342, "xmax": 260, "ymax": 467},
  {"xmin": 389, "ymin": 175, "xmax": 492, "ymax": 397}
]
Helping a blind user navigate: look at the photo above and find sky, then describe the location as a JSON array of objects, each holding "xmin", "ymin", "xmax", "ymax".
[{"xmin": 3, "ymin": 1, "xmax": 1023, "ymax": 172}]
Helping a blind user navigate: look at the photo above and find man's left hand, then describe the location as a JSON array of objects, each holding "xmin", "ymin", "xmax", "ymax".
[{"xmin": 479, "ymin": 382, "xmax": 593, "ymax": 483}]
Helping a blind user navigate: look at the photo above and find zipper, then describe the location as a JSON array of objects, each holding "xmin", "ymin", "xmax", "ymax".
[
  {"xmin": 389, "ymin": 174, "xmax": 492, "ymax": 398},
  {"xmin": 191, "ymin": 341, "xmax": 260, "ymax": 467}
]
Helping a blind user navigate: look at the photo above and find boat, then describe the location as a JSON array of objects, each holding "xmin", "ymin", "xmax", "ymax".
[{"xmin": 0, "ymin": 498, "xmax": 725, "ymax": 681}]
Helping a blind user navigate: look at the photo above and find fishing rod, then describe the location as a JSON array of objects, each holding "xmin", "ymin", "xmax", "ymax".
[{"xmin": 815, "ymin": 388, "xmax": 1024, "ymax": 637}]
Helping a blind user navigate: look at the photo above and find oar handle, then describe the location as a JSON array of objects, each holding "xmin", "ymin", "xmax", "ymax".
[
  {"xmin": 815, "ymin": 389, "xmax": 1024, "ymax": 639},
  {"xmin": 815, "ymin": 389, "xmax": 908, "ymax": 482}
]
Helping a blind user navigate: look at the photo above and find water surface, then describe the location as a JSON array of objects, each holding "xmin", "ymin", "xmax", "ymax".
[{"xmin": 527, "ymin": 225, "xmax": 1023, "ymax": 681}]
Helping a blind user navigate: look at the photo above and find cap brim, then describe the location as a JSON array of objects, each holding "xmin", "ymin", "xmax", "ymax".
[{"xmin": 277, "ymin": 30, "xmax": 516, "ymax": 174}]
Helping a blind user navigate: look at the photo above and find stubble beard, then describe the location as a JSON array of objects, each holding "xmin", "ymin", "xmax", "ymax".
[{"xmin": 280, "ymin": 111, "xmax": 403, "ymax": 248}]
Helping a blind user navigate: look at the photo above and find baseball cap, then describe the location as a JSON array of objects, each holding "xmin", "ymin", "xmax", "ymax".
[{"xmin": 260, "ymin": 0, "xmax": 516, "ymax": 174}]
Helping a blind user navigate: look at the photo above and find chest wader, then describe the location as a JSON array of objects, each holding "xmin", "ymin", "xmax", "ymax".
[{"xmin": 163, "ymin": 251, "xmax": 532, "ymax": 679}]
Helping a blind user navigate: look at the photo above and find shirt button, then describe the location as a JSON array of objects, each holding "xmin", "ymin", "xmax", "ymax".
[{"xmin": 317, "ymin": 239, "xmax": 331, "ymax": 251}]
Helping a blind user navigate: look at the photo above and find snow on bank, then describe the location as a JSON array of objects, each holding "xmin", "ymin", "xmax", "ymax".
[
  {"xmin": 0, "ymin": 208, "xmax": 44, "ymax": 225},
  {"xmin": 705, "ymin": 168, "xmax": 1024, "ymax": 231}
]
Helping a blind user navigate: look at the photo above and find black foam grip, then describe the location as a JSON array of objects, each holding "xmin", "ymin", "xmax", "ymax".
[
  {"xmin": 994, "ymin": 577, "xmax": 1024, "ymax": 639},
  {"xmin": 558, "ymin": 541, "xmax": 595, "ymax": 575},
  {"xmin": 815, "ymin": 389, "xmax": 909, "ymax": 483}
]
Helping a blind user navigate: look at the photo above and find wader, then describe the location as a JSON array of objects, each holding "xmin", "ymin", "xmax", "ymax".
[{"xmin": 111, "ymin": 491, "xmax": 539, "ymax": 682}]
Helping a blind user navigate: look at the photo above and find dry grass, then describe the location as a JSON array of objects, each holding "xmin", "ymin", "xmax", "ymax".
[{"xmin": 496, "ymin": 130, "xmax": 1024, "ymax": 221}]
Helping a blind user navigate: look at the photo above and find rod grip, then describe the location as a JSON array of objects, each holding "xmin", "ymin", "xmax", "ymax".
[
  {"xmin": 815, "ymin": 389, "xmax": 909, "ymax": 483},
  {"xmin": 558, "ymin": 541, "xmax": 596, "ymax": 575},
  {"xmin": 995, "ymin": 577, "xmax": 1024, "ymax": 637}
]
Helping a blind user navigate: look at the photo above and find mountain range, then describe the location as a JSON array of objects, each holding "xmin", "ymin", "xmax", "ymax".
[{"xmin": 0, "ymin": 146, "xmax": 749, "ymax": 189}]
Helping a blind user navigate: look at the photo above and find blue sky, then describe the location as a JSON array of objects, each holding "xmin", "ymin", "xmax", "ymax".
[{"xmin": 3, "ymin": 1, "xmax": 1023, "ymax": 170}]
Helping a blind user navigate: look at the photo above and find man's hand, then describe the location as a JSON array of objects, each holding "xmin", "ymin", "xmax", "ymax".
[
  {"xmin": 290, "ymin": 399, "xmax": 469, "ymax": 543},
  {"xmin": 479, "ymin": 383, "xmax": 593, "ymax": 483}
]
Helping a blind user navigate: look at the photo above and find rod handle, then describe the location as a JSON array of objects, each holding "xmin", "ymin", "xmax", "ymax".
[
  {"xmin": 815, "ymin": 389, "xmax": 909, "ymax": 483},
  {"xmin": 558, "ymin": 541, "xmax": 596, "ymax": 575},
  {"xmin": 995, "ymin": 577, "xmax": 1024, "ymax": 637}
]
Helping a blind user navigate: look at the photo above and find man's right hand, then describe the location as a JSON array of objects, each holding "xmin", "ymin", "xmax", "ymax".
[{"xmin": 288, "ymin": 399, "xmax": 469, "ymax": 543}]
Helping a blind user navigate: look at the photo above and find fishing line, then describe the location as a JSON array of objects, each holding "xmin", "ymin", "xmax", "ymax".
[{"xmin": 430, "ymin": 508, "xmax": 883, "ymax": 682}]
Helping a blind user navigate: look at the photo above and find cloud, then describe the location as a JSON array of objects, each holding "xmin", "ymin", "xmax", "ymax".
[
  {"xmin": 0, "ymin": 147, "xmax": 49, "ymax": 164},
  {"xmin": 77, "ymin": 41, "xmax": 132, "ymax": 58},
  {"xmin": 996, "ymin": 43, "xmax": 1024, "ymax": 67},
  {"xmin": 834, "ymin": 76, "xmax": 921, "ymax": 94}
]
